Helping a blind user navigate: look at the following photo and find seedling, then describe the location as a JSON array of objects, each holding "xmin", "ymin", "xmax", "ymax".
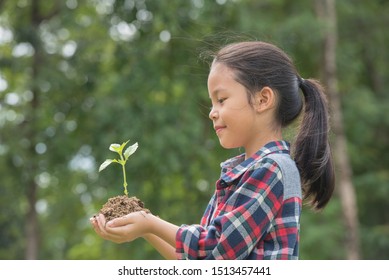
[{"xmin": 98, "ymin": 140, "xmax": 138, "ymax": 196}]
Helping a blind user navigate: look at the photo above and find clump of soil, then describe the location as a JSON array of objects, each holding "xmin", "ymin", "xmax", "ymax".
[{"xmin": 99, "ymin": 195, "xmax": 150, "ymax": 222}]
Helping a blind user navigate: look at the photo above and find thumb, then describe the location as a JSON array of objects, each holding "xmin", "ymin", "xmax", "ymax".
[{"xmin": 106, "ymin": 213, "xmax": 134, "ymax": 228}]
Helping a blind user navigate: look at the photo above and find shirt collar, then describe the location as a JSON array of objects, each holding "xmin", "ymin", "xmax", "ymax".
[{"xmin": 220, "ymin": 140, "xmax": 291, "ymax": 184}]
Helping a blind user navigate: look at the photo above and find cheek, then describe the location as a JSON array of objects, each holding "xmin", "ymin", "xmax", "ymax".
[{"xmin": 222, "ymin": 106, "xmax": 255, "ymax": 125}]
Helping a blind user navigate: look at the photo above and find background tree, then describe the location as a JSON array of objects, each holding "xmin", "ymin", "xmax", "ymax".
[{"xmin": 315, "ymin": 0, "xmax": 359, "ymax": 260}]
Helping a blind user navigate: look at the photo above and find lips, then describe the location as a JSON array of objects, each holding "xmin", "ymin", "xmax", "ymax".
[{"xmin": 214, "ymin": 125, "xmax": 226, "ymax": 134}]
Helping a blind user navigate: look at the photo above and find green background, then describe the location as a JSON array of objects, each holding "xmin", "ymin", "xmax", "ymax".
[{"xmin": 0, "ymin": 0, "xmax": 388, "ymax": 259}]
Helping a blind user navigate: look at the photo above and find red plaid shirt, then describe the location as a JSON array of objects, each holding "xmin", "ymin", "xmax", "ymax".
[{"xmin": 176, "ymin": 141, "xmax": 302, "ymax": 259}]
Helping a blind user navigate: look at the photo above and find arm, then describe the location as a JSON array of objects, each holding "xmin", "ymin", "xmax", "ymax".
[
  {"xmin": 176, "ymin": 160, "xmax": 285, "ymax": 259},
  {"xmin": 143, "ymin": 234, "xmax": 177, "ymax": 260}
]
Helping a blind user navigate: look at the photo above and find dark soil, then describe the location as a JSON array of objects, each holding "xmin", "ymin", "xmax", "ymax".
[{"xmin": 99, "ymin": 195, "xmax": 150, "ymax": 222}]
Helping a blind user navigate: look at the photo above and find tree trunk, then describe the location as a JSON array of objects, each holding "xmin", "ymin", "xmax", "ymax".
[
  {"xmin": 24, "ymin": 0, "xmax": 42, "ymax": 260},
  {"xmin": 24, "ymin": 0, "xmax": 61, "ymax": 259},
  {"xmin": 315, "ymin": 0, "xmax": 360, "ymax": 259}
]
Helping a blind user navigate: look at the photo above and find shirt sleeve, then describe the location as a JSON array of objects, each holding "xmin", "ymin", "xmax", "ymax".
[{"xmin": 175, "ymin": 158, "xmax": 285, "ymax": 260}]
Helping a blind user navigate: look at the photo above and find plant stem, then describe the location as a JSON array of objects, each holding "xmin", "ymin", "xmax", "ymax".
[
  {"xmin": 122, "ymin": 163, "xmax": 128, "ymax": 196},
  {"xmin": 119, "ymin": 152, "xmax": 128, "ymax": 196}
]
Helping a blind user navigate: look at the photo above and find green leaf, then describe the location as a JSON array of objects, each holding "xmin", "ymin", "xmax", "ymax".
[
  {"xmin": 109, "ymin": 143, "xmax": 120, "ymax": 152},
  {"xmin": 109, "ymin": 143, "xmax": 121, "ymax": 153},
  {"xmin": 109, "ymin": 140, "xmax": 130, "ymax": 154},
  {"xmin": 98, "ymin": 159, "xmax": 119, "ymax": 172},
  {"xmin": 124, "ymin": 142, "xmax": 138, "ymax": 160}
]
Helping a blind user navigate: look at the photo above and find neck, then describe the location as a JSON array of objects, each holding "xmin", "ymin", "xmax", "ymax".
[{"xmin": 244, "ymin": 130, "xmax": 282, "ymax": 159}]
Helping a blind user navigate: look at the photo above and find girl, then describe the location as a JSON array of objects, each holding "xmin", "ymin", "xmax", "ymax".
[{"xmin": 90, "ymin": 41, "xmax": 335, "ymax": 260}]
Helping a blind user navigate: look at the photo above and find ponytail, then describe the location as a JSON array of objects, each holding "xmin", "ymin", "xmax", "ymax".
[{"xmin": 294, "ymin": 78, "xmax": 335, "ymax": 210}]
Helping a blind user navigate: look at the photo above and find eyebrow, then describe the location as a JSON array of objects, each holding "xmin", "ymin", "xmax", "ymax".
[{"xmin": 209, "ymin": 88, "xmax": 227, "ymax": 98}]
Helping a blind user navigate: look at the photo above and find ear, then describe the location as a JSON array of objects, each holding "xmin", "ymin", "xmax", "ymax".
[{"xmin": 254, "ymin": 87, "xmax": 277, "ymax": 113}]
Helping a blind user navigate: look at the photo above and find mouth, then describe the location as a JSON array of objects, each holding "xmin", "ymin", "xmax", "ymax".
[{"xmin": 214, "ymin": 125, "xmax": 226, "ymax": 134}]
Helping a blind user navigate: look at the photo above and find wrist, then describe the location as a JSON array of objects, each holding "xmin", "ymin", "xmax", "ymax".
[
  {"xmin": 145, "ymin": 213, "xmax": 159, "ymax": 236},
  {"xmin": 142, "ymin": 233, "xmax": 153, "ymax": 241}
]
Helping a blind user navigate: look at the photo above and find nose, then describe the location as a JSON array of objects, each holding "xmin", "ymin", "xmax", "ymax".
[{"xmin": 209, "ymin": 106, "xmax": 218, "ymax": 120}]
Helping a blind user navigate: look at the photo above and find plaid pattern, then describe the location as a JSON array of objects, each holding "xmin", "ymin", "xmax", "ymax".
[{"xmin": 176, "ymin": 141, "xmax": 302, "ymax": 260}]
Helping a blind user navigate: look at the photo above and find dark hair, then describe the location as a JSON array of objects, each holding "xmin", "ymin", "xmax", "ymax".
[{"xmin": 212, "ymin": 41, "xmax": 335, "ymax": 210}]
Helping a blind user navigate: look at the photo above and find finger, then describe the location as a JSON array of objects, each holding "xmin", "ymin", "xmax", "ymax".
[
  {"xmin": 90, "ymin": 216, "xmax": 100, "ymax": 229},
  {"xmin": 90, "ymin": 215, "xmax": 128, "ymax": 243},
  {"xmin": 89, "ymin": 215, "xmax": 96, "ymax": 225},
  {"xmin": 90, "ymin": 217, "xmax": 105, "ymax": 237},
  {"xmin": 98, "ymin": 213, "xmax": 107, "ymax": 225},
  {"xmin": 96, "ymin": 213, "xmax": 107, "ymax": 229},
  {"xmin": 106, "ymin": 213, "xmax": 137, "ymax": 228},
  {"xmin": 94, "ymin": 214, "xmax": 113, "ymax": 237}
]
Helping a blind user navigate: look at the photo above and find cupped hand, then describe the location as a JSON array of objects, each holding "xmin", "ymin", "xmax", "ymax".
[{"xmin": 90, "ymin": 211, "xmax": 153, "ymax": 244}]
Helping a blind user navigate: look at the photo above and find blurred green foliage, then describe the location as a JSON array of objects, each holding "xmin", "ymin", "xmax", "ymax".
[{"xmin": 0, "ymin": 0, "xmax": 388, "ymax": 259}]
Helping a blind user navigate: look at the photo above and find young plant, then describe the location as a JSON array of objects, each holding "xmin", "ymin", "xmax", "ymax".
[{"xmin": 98, "ymin": 140, "xmax": 138, "ymax": 196}]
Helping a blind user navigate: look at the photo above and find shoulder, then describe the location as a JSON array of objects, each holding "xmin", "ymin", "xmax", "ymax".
[{"xmin": 264, "ymin": 153, "xmax": 301, "ymax": 199}]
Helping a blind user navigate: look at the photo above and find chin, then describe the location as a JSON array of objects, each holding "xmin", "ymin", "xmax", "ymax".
[{"xmin": 219, "ymin": 141, "xmax": 239, "ymax": 150}]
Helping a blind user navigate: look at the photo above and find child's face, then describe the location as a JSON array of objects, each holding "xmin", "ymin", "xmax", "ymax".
[{"xmin": 208, "ymin": 62, "xmax": 262, "ymax": 153}]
